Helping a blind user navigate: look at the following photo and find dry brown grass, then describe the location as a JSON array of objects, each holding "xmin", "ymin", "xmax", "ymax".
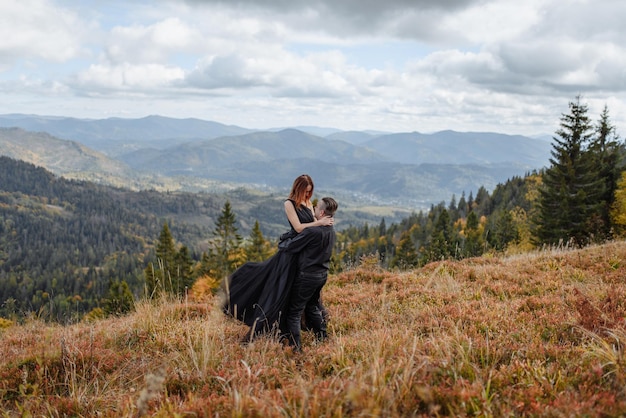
[{"xmin": 2, "ymin": 241, "xmax": 626, "ymax": 416}]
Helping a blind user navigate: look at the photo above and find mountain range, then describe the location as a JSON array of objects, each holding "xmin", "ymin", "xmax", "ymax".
[{"xmin": 0, "ymin": 114, "xmax": 552, "ymax": 209}]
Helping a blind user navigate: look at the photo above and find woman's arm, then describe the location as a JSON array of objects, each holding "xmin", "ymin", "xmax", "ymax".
[{"xmin": 284, "ymin": 200, "xmax": 333, "ymax": 233}]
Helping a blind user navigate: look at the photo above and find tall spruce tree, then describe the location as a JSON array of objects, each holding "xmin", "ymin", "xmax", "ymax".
[
  {"xmin": 390, "ymin": 227, "xmax": 419, "ymax": 269},
  {"xmin": 204, "ymin": 201, "xmax": 243, "ymax": 281},
  {"xmin": 173, "ymin": 245, "xmax": 194, "ymax": 295},
  {"xmin": 426, "ymin": 208, "xmax": 454, "ymax": 261},
  {"xmin": 588, "ymin": 105, "xmax": 622, "ymax": 239},
  {"xmin": 457, "ymin": 192, "xmax": 469, "ymax": 219},
  {"xmin": 463, "ymin": 210, "xmax": 483, "ymax": 257},
  {"xmin": 245, "ymin": 220, "xmax": 273, "ymax": 262},
  {"xmin": 489, "ymin": 209, "xmax": 518, "ymax": 251},
  {"xmin": 144, "ymin": 222, "xmax": 194, "ymax": 296},
  {"xmin": 145, "ymin": 222, "xmax": 177, "ymax": 296},
  {"xmin": 536, "ymin": 96, "xmax": 603, "ymax": 246}
]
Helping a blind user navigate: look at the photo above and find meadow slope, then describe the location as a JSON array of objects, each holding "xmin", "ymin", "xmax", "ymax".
[{"xmin": 2, "ymin": 241, "xmax": 626, "ymax": 416}]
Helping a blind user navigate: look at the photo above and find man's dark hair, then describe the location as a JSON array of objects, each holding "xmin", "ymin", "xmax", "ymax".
[{"xmin": 320, "ymin": 197, "xmax": 338, "ymax": 217}]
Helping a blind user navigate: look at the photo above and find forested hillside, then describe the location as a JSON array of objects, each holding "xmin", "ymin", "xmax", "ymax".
[
  {"xmin": 0, "ymin": 156, "xmax": 405, "ymax": 322},
  {"xmin": 0, "ymin": 156, "xmax": 228, "ymax": 320}
]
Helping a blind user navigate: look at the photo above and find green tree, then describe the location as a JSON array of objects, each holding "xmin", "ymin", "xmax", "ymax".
[
  {"xmin": 489, "ymin": 209, "xmax": 518, "ymax": 251},
  {"xmin": 473, "ymin": 186, "xmax": 492, "ymax": 216},
  {"xmin": 245, "ymin": 220, "xmax": 274, "ymax": 262},
  {"xmin": 103, "ymin": 280, "xmax": 134, "ymax": 315},
  {"xmin": 457, "ymin": 192, "xmax": 469, "ymax": 218},
  {"xmin": 378, "ymin": 218, "xmax": 387, "ymax": 236},
  {"xmin": 173, "ymin": 245, "xmax": 195, "ymax": 295},
  {"xmin": 145, "ymin": 222, "xmax": 178, "ymax": 296},
  {"xmin": 156, "ymin": 222, "xmax": 176, "ymax": 267},
  {"xmin": 203, "ymin": 201, "xmax": 243, "ymax": 282},
  {"xmin": 426, "ymin": 208, "xmax": 454, "ymax": 262},
  {"xmin": 144, "ymin": 222, "xmax": 194, "ymax": 296},
  {"xmin": 390, "ymin": 227, "xmax": 419, "ymax": 269},
  {"xmin": 536, "ymin": 96, "xmax": 603, "ymax": 246},
  {"xmin": 588, "ymin": 105, "xmax": 622, "ymax": 239},
  {"xmin": 463, "ymin": 211, "xmax": 484, "ymax": 257}
]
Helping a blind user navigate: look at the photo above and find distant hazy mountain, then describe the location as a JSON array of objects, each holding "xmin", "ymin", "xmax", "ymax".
[
  {"xmin": 0, "ymin": 114, "xmax": 553, "ymax": 208},
  {"xmin": 269, "ymin": 126, "xmax": 343, "ymax": 137},
  {"xmin": 325, "ymin": 131, "xmax": 377, "ymax": 145},
  {"xmin": 362, "ymin": 130, "xmax": 552, "ymax": 167},
  {"xmin": 0, "ymin": 127, "xmax": 134, "ymax": 180},
  {"xmin": 531, "ymin": 134, "xmax": 554, "ymax": 142},
  {"xmin": 119, "ymin": 129, "xmax": 388, "ymax": 174},
  {"xmin": 0, "ymin": 114, "xmax": 253, "ymax": 156}
]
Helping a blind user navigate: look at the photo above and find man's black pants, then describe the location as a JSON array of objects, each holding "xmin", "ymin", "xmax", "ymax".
[{"xmin": 283, "ymin": 272, "xmax": 327, "ymax": 351}]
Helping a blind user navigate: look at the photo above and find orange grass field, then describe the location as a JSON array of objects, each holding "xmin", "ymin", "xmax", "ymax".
[{"xmin": 2, "ymin": 240, "xmax": 626, "ymax": 417}]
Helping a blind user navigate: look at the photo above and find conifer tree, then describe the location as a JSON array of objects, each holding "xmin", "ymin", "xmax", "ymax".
[
  {"xmin": 467, "ymin": 191, "xmax": 475, "ymax": 211},
  {"xmin": 390, "ymin": 227, "xmax": 419, "ymax": 269},
  {"xmin": 204, "ymin": 201, "xmax": 243, "ymax": 281},
  {"xmin": 457, "ymin": 192, "xmax": 469, "ymax": 219},
  {"xmin": 156, "ymin": 221, "xmax": 176, "ymax": 267},
  {"xmin": 145, "ymin": 222, "xmax": 177, "ymax": 296},
  {"xmin": 245, "ymin": 220, "xmax": 273, "ymax": 262},
  {"xmin": 173, "ymin": 245, "xmax": 194, "ymax": 295},
  {"xmin": 489, "ymin": 209, "xmax": 518, "ymax": 251},
  {"xmin": 588, "ymin": 105, "xmax": 622, "ymax": 239},
  {"xmin": 426, "ymin": 208, "xmax": 454, "ymax": 261},
  {"xmin": 103, "ymin": 280, "xmax": 134, "ymax": 315},
  {"xmin": 144, "ymin": 222, "xmax": 194, "ymax": 296},
  {"xmin": 536, "ymin": 96, "xmax": 603, "ymax": 246},
  {"xmin": 361, "ymin": 223, "xmax": 370, "ymax": 239},
  {"xmin": 463, "ymin": 211, "xmax": 484, "ymax": 257},
  {"xmin": 473, "ymin": 186, "xmax": 491, "ymax": 216},
  {"xmin": 448, "ymin": 194, "xmax": 458, "ymax": 219}
]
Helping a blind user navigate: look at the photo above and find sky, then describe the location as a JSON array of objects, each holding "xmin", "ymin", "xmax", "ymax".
[{"xmin": 1, "ymin": 0, "xmax": 626, "ymax": 137}]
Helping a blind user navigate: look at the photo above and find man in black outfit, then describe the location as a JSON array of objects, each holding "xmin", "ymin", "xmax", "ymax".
[{"xmin": 279, "ymin": 197, "xmax": 338, "ymax": 352}]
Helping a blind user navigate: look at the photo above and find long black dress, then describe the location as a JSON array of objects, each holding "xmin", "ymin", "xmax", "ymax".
[{"xmin": 221, "ymin": 199, "xmax": 313, "ymax": 336}]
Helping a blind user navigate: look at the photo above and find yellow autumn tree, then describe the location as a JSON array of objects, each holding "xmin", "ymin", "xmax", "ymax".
[{"xmin": 610, "ymin": 171, "xmax": 626, "ymax": 236}]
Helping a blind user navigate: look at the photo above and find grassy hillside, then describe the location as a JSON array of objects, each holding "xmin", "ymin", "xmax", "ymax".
[{"xmin": 2, "ymin": 241, "xmax": 626, "ymax": 416}]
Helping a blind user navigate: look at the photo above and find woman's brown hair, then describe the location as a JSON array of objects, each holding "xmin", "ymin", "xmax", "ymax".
[{"xmin": 288, "ymin": 174, "xmax": 314, "ymax": 207}]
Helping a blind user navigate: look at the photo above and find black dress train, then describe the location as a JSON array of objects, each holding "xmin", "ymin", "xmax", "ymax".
[{"xmin": 221, "ymin": 199, "xmax": 313, "ymax": 336}]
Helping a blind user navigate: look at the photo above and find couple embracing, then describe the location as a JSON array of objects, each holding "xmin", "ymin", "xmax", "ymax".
[{"xmin": 222, "ymin": 174, "xmax": 338, "ymax": 352}]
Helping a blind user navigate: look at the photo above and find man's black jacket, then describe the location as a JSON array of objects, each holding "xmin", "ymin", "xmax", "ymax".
[{"xmin": 279, "ymin": 225, "xmax": 335, "ymax": 276}]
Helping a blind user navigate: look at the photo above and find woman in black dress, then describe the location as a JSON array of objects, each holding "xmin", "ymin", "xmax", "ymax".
[{"xmin": 222, "ymin": 174, "xmax": 333, "ymax": 341}]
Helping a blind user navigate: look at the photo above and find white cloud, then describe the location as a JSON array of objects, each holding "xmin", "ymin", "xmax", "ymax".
[
  {"xmin": 75, "ymin": 63, "xmax": 185, "ymax": 92},
  {"xmin": 186, "ymin": 54, "xmax": 268, "ymax": 90},
  {"xmin": 105, "ymin": 18, "xmax": 200, "ymax": 64},
  {"xmin": 0, "ymin": 0, "xmax": 88, "ymax": 65},
  {"xmin": 443, "ymin": 0, "xmax": 543, "ymax": 44},
  {"xmin": 1, "ymin": 0, "xmax": 626, "ymax": 136}
]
